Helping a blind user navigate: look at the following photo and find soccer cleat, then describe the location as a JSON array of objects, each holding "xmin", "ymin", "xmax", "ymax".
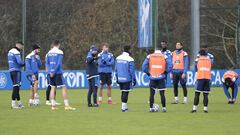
[
  {"xmin": 108, "ymin": 100, "xmax": 112, "ymax": 104},
  {"xmin": 11, "ymin": 105, "xmax": 20, "ymax": 109},
  {"xmin": 64, "ymin": 106, "xmax": 76, "ymax": 111},
  {"xmin": 171, "ymin": 100, "xmax": 178, "ymax": 104},
  {"xmin": 55, "ymin": 102, "xmax": 61, "ymax": 106},
  {"xmin": 51, "ymin": 106, "xmax": 58, "ymax": 110},
  {"xmin": 98, "ymin": 100, "xmax": 102, "ymax": 105},
  {"xmin": 46, "ymin": 101, "xmax": 52, "ymax": 106},
  {"xmin": 93, "ymin": 104, "xmax": 99, "ymax": 107},
  {"xmin": 203, "ymin": 110, "xmax": 208, "ymax": 113},
  {"xmin": 88, "ymin": 104, "xmax": 93, "ymax": 107},
  {"xmin": 190, "ymin": 110, "xmax": 197, "ymax": 113},
  {"xmin": 182, "ymin": 100, "xmax": 187, "ymax": 104},
  {"xmin": 121, "ymin": 108, "xmax": 128, "ymax": 112}
]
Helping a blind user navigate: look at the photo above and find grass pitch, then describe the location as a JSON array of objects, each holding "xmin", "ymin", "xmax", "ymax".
[{"xmin": 0, "ymin": 87, "xmax": 240, "ymax": 135}]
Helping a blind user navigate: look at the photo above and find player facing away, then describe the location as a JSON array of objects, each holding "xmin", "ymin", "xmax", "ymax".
[
  {"xmin": 170, "ymin": 42, "xmax": 189, "ymax": 104},
  {"xmin": 86, "ymin": 45, "xmax": 99, "ymax": 107},
  {"xmin": 196, "ymin": 45, "xmax": 214, "ymax": 64},
  {"xmin": 115, "ymin": 45, "xmax": 136, "ymax": 112},
  {"xmin": 191, "ymin": 49, "xmax": 212, "ymax": 113},
  {"xmin": 222, "ymin": 69, "xmax": 239, "ymax": 104},
  {"xmin": 97, "ymin": 43, "xmax": 115, "ymax": 104},
  {"xmin": 46, "ymin": 40, "xmax": 76, "ymax": 110},
  {"xmin": 7, "ymin": 41, "xmax": 25, "ymax": 109},
  {"xmin": 25, "ymin": 44, "xmax": 42, "ymax": 106},
  {"xmin": 142, "ymin": 44, "xmax": 172, "ymax": 112},
  {"xmin": 45, "ymin": 44, "xmax": 60, "ymax": 106}
]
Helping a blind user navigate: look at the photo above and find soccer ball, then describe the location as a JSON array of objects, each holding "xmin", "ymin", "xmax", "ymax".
[{"xmin": 153, "ymin": 104, "xmax": 160, "ymax": 112}]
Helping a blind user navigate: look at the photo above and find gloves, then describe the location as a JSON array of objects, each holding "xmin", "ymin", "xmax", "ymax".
[
  {"xmin": 102, "ymin": 59, "xmax": 106, "ymax": 64},
  {"xmin": 133, "ymin": 79, "xmax": 136, "ymax": 86}
]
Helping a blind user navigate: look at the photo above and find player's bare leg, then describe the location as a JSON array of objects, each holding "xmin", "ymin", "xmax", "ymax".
[
  {"xmin": 62, "ymin": 86, "xmax": 76, "ymax": 110},
  {"xmin": 98, "ymin": 84, "xmax": 103, "ymax": 104},
  {"xmin": 29, "ymin": 86, "xmax": 34, "ymax": 106},
  {"xmin": 107, "ymin": 85, "xmax": 112, "ymax": 104},
  {"xmin": 33, "ymin": 81, "xmax": 40, "ymax": 105},
  {"xmin": 50, "ymin": 86, "xmax": 57, "ymax": 110}
]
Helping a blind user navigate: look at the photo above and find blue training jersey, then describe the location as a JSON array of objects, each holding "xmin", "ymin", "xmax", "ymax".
[
  {"xmin": 46, "ymin": 47, "xmax": 63, "ymax": 74},
  {"xmin": 97, "ymin": 51, "xmax": 114, "ymax": 73},
  {"xmin": 25, "ymin": 51, "xmax": 42, "ymax": 75},
  {"xmin": 7, "ymin": 47, "xmax": 24, "ymax": 72}
]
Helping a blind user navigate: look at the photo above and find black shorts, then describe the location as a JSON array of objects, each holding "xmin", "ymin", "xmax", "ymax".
[
  {"xmin": 26, "ymin": 74, "xmax": 38, "ymax": 86},
  {"xmin": 150, "ymin": 79, "xmax": 166, "ymax": 91},
  {"xmin": 195, "ymin": 79, "xmax": 210, "ymax": 93},
  {"xmin": 50, "ymin": 74, "xmax": 65, "ymax": 87},
  {"xmin": 10, "ymin": 71, "xmax": 21, "ymax": 87},
  {"xmin": 46, "ymin": 74, "xmax": 50, "ymax": 86},
  {"xmin": 88, "ymin": 76, "xmax": 99, "ymax": 89},
  {"xmin": 99, "ymin": 73, "xmax": 112, "ymax": 85},
  {"xmin": 172, "ymin": 72, "xmax": 186, "ymax": 85},
  {"xmin": 119, "ymin": 82, "xmax": 132, "ymax": 91}
]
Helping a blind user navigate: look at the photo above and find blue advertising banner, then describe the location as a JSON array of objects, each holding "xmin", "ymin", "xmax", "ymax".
[
  {"xmin": 0, "ymin": 70, "xmax": 238, "ymax": 90},
  {"xmin": 138, "ymin": 0, "xmax": 152, "ymax": 48}
]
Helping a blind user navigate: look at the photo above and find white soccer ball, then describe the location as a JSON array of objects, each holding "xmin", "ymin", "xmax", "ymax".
[{"xmin": 153, "ymin": 104, "xmax": 159, "ymax": 112}]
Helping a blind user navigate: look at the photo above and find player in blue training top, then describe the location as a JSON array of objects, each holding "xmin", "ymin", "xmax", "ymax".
[
  {"xmin": 115, "ymin": 45, "xmax": 136, "ymax": 112},
  {"xmin": 97, "ymin": 43, "xmax": 115, "ymax": 104},
  {"xmin": 46, "ymin": 40, "xmax": 76, "ymax": 111},
  {"xmin": 7, "ymin": 41, "xmax": 25, "ymax": 109},
  {"xmin": 25, "ymin": 44, "xmax": 42, "ymax": 106},
  {"xmin": 86, "ymin": 45, "xmax": 99, "ymax": 107}
]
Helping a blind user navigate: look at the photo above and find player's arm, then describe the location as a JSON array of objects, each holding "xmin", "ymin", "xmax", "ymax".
[
  {"xmin": 97, "ymin": 54, "xmax": 105, "ymax": 67},
  {"xmin": 142, "ymin": 57, "xmax": 150, "ymax": 76},
  {"xmin": 165, "ymin": 55, "xmax": 172, "ymax": 73},
  {"xmin": 86, "ymin": 52, "xmax": 94, "ymax": 63},
  {"xmin": 52, "ymin": 54, "xmax": 63, "ymax": 74},
  {"xmin": 25, "ymin": 58, "xmax": 33, "ymax": 75},
  {"xmin": 114, "ymin": 62, "xmax": 118, "ymax": 83},
  {"xmin": 36, "ymin": 55, "xmax": 42, "ymax": 68},
  {"xmin": 194, "ymin": 59, "xmax": 198, "ymax": 72},
  {"xmin": 183, "ymin": 54, "xmax": 189, "ymax": 73},
  {"xmin": 15, "ymin": 54, "xmax": 25, "ymax": 66},
  {"xmin": 106, "ymin": 54, "xmax": 114, "ymax": 66},
  {"xmin": 129, "ymin": 61, "xmax": 136, "ymax": 83}
]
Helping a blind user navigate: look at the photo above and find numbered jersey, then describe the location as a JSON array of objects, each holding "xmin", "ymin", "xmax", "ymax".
[{"xmin": 197, "ymin": 56, "xmax": 212, "ymax": 80}]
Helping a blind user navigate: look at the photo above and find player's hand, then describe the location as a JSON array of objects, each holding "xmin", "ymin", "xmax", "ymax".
[
  {"xmin": 50, "ymin": 73, "xmax": 54, "ymax": 78},
  {"xmin": 32, "ymin": 75, "xmax": 36, "ymax": 81},
  {"xmin": 35, "ymin": 55, "xmax": 40, "ymax": 60},
  {"xmin": 170, "ymin": 73, "xmax": 173, "ymax": 79},
  {"xmin": 133, "ymin": 79, "xmax": 137, "ymax": 86},
  {"xmin": 181, "ymin": 73, "xmax": 186, "ymax": 79},
  {"xmin": 102, "ymin": 60, "xmax": 106, "ymax": 64}
]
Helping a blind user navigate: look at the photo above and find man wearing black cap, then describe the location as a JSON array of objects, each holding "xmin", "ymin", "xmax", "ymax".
[
  {"xmin": 25, "ymin": 44, "xmax": 42, "ymax": 106},
  {"xmin": 7, "ymin": 41, "xmax": 25, "ymax": 109},
  {"xmin": 86, "ymin": 45, "xmax": 99, "ymax": 107}
]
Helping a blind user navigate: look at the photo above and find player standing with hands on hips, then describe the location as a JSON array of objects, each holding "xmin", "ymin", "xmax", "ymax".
[
  {"xmin": 170, "ymin": 42, "xmax": 189, "ymax": 104},
  {"xmin": 142, "ymin": 43, "xmax": 172, "ymax": 112}
]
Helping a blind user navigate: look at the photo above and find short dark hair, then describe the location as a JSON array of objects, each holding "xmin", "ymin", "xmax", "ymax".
[
  {"xmin": 201, "ymin": 45, "xmax": 208, "ymax": 49},
  {"xmin": 161, "ymin": 40, "xmax": 167, "ymax": 44},
  {"xmin": 177, "ymin": 42, "xmax": 183, "ymax": 46},
  {"xmin": 52, "ymin": 40, "xmax": 60, "ymax": 46},
  {"xmin": 16, "ymin": 41, "xmax": 24, "ymax": 45},
  {"xmin": 124, "ymin": 45, "xmax": 131, "ymax": 52},
  {"xmin": 199, "ymin": 49, "xmax": 207, "ymax": 56}
]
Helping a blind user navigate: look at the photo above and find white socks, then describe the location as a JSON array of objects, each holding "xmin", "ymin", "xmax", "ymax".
[
  {"xmin": 183, "ymin": 97, "xmax": 187, "ymax": 103},
  {"xmin": 193, "ymin": 105, "xmax": 197, "ymax": 110},
  {"xmin": 204, "ymin": 106, "xmax": 208, "ymax": 111},
  {"xmin": 174, "ymin": 97, "xmax": 178, "ymax": 101},
  {"xmin": 108, "ymin": 97, "xmax": 112, "ymax": 101},
  {"xmin": 51, "ymin": 99, "xmax": 56, "ymax": 106},
  {"xmin": 64, "ymin": 99, "xmax": 69, "ymax": 106},
  {"xmin": 99, "ymin": 97, "xmax": 102, "ymax": 101},
  {"xmin": 121, "ymin": 103, "xmax": 127, "ymax": 110},
  {"xmin": 12, "ymin": 100, "xmax": 16, "ymax": 107}
]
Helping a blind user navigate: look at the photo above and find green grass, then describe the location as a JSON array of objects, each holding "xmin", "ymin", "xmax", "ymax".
[{"xmin": 0, "ymin": 87, "xmax": 240, "ymax": 135}]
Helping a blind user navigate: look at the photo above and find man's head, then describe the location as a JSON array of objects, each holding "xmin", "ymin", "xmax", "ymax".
[
  {"xmin": 201, "ymin": 45, "xmax": 208, "ymax": 52},
  {"xmin": 199, "ymin": 49, "xmax": 207, "ymax": 56},
  {"xmin": 175, "ymin": 42, "xmax": 183, "ymax": 50},
  {"xmin": 225, "ymin": 78, "xmax": 233, "ymax": 86},
  {"xmin": 90, "ymin": 45, "xmax": 98, "ymax": 56},
  {"xmin": 124, "ymin": 45, "xmax": 131, "ymax": 54},
  {"xmin": 102, "ymin": 42, "xmax": 109, "ymax": 52},
  {"xmin": 16, "ymin": 41, "xmax": 24, "ymax": 50},
  {"xmin": 52, "ymin": 40, "xmax": 60, "ymax": 48},
  {"xmin": 160, "ymin": 41, "xmax": 167, "ymax": 51},
  {"xmin": 32, "ymin": 44, "xmax": 41, "ymax": 54}
]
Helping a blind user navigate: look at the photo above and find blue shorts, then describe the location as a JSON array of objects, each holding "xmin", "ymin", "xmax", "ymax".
[
  {"xmin": 119, "ymin": 82, "xmax": 132, "ymax": 91},
  {"xmin": 10, "ymin": 71, "xmax": 21, "ymax": 87},
  {"xmin": 150, "ymin": 79, "xmax": 166, "ymax": 91},
  {"xmin": 50, "ymin": 74, "xmax": 65, "ymax": 87},
  {"xmin": 26, "ymin": 74, "xmax": 38, "ymax": 86},
  {"xmin": 195, "ymin": 79, "xmax": 211, "ymax": 93},
  {"xmin": 99, "ymin": 73, "xmax": 112, "ymax": 85}
]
